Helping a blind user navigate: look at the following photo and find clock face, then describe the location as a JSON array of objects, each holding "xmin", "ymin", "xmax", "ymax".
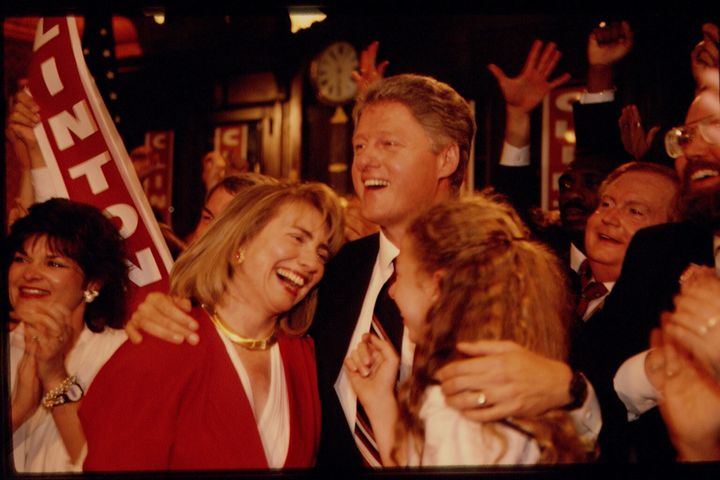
[{"xmin": 311, "ymin": 41, "xmax": 359, "ymax": 105}]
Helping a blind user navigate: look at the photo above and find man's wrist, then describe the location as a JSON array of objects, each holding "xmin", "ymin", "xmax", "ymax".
[
  {"xmin": 587, "ymin": 64, "xmax": 614, "ymax": 93},
  {"xmin": 562, "ymin": 370, "xmax": 589, "ymax": 410}
]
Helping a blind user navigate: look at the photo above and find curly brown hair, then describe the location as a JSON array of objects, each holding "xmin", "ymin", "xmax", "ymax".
[{"xmin": 394, "ymin": 191, "xmax": 594, "ymax": 464}]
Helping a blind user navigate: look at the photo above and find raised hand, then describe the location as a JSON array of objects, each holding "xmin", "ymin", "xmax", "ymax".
[
  {"xmin": 7, "ymin": 84, "xmax": 41, "ymax": 151},
  {"xmin": 690, "ymin": 23, "xmax": 719, "ymax": 92},
  {"xmin": 488, "ymin": 39, "xmax": 571, "ymax": 115},
  {"xmin": 663, "ymin": 267, "xmax": 720, "ymax": 382},
  {"xmin": 651, "ymin": 329, "xmax": 720, "ymax": 461},
  {"xmin": 587, "ymin": 20, "xmax": 633, "ymax": 67},
  {"xmin": 15, "ymin": 302, "xmax": 75, "ymax": 390},
  {"xmin": 618, "ymin": 104, "xmax": 660, "ymax": 160},
  {"xmin": 351, "ymin": 40, "xmax": 389, "ymax": 98},
  {"xmin": 344, "ymin": 333, "xmax": 399, "ymax": 408}
]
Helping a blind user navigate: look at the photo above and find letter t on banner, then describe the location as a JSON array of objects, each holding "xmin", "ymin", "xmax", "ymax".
[{"xmin": 27, "ymin": 17, "xmax": 173, "ymax": 316}]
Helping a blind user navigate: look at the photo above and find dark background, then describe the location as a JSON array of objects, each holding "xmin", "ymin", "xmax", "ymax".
[
  {"xmin": 5, "ymin": 2, "xmax": 715, "ymax": 237},
  {"xmin": 2, "ymin": 2, "xmax": 720, "ymax": 479}
]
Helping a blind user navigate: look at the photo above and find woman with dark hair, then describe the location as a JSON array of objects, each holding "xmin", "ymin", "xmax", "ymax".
[{"xmin": 8, "ymin": 198, "xmax": 129, "ymax": 472}]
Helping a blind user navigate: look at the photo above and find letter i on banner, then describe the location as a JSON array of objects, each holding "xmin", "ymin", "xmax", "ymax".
[{"xmin": 27, "ymin": 16, "xmax": 173, "ymax": 316}]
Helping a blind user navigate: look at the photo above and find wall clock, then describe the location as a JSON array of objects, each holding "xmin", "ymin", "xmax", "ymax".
[{"xmin": 310, "ymin": 41, "xmax": 359, "ymax": 105}]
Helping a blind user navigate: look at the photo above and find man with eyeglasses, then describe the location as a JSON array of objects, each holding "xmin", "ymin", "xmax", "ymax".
[{"xmin": 603, "ymin": 87, "xmax": 720, "ymax": 462}]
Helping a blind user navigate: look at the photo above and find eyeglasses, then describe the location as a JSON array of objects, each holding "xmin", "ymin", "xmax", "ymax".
[{"xmin": 665, "ymin": 115, "xmax": 720, "ymax": 158}]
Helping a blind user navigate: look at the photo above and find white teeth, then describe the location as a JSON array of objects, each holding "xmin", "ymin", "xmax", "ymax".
[
  {"xmin": 20, "ymin": 287, "xmax": 49, "ymax": 295},
  {"xmin": 277, "ymin": 268, "xmax": 305, "ymax": 287},
  {"xmin": 691, "ymin": 169, "xmax": 719, "ymax": 181},
  {"xmin": 364, "ymin": 179, "xmax": 390, "ymax": 187}
]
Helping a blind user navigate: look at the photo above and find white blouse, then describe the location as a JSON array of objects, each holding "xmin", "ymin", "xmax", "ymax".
[
  {"xmin": 11, "ymin": 323, "xmax": 127, "ymax": 472},
  {"xmin": 216, "ymin": 326, "xmax": 290, "ymax": 469},
  {"xmin": 410, "ymin": 385, "xmax": 540, "ymax": 466}
]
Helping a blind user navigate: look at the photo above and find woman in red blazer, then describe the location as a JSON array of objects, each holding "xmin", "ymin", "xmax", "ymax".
[{"xmin": 80, "ymin": 181, "xmax": 345, "ymax": 471}]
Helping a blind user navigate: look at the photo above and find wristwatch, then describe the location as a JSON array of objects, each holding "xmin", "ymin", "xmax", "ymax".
[
  {"xmin": 63, "ymin": 379, "xmax": 84, "ymax": 403},
  {"xmin": 563, "ymin": 370, "xmax": 588, "ymax": 410},
  {"xmin": 42, "ymin": 375, "xmax": 84, "ymax": 409}
]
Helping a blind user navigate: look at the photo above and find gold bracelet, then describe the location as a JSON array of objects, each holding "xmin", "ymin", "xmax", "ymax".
[{"xmin": 42, "ymin": 375, "xmax": 82, "ymax": 409}]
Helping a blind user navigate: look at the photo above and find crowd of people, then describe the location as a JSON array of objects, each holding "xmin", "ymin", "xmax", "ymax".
[{"xmin": 4, "ymin": 17, "xmax": 720, "ymax": 474}]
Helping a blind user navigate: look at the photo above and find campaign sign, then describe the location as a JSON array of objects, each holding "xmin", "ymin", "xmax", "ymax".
[
  {"xmin": 541, "ymin": 86, "xmax": 584, "ymax": 211},
  {"xmin": 144, "ymin": 130, "xmax": 175, "ymax": 225},
  {"xmin": 27, "ymin": 17, "xmax": 173, "ymax": 314}
]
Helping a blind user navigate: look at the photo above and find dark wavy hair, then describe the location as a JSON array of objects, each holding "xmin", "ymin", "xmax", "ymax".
[{"xmin": 6, "ymin": 198, "xmax": 129, "ymax": 331}]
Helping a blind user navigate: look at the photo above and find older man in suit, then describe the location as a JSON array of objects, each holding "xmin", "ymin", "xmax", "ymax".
[{"xmin": 605, "ymin": 88, "xmax": 720, "ymax": 461}]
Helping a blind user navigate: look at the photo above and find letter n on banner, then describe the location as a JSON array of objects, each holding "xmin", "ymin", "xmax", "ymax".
[{"xmin": 27, "ymin": 17, "xmax": 173, "ymax": 316}]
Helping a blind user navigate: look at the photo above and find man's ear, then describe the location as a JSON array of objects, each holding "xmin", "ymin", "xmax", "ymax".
[{"xmin": 437, "ymin": 143, "xmax": 460, "ymax": 180}]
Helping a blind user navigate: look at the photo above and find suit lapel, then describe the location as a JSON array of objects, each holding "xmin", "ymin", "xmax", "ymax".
[{"xmin": 322, "ymin": 234, "xmax": 380, "ymax": 376}]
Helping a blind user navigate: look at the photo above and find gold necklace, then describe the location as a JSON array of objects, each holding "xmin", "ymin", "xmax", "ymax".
[{"xmin": 202, "ymin": 305, "xmax": 278, "ymax": 351}]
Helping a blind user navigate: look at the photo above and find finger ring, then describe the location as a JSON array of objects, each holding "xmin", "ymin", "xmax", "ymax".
[{"xmin": 476, "ymin": 391, "xmax": 488, "ymax": 407}]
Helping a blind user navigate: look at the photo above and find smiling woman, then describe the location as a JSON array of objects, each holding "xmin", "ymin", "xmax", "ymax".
[
  {"xmin": 7, "ymin": 198, "xmax": 129, "ymax": 473},
  {"xmin": 79, "ymin": 181, "xmax": 345, "ymax": 471}
]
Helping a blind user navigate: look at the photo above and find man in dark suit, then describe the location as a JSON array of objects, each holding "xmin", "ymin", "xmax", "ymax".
[
  {"xmin": 602, "ymin": 88, "xmax": 720, "ymax": 462},
  {"xmin": 437, "ymin": 88, "xmax": 719, "ymax": 464},
  {"xmin": 310, "ymin": 74, "xmax": 476, "ymax": 469},
  {"xmin": 123, "ymin": 73, "xmax": 477, "ymax": 469},
  {"xmin": 568, "ymin": 162, "xmax": 681, "ymax": 462}
]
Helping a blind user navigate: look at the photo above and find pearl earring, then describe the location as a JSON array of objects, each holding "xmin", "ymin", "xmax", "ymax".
[
  {"xmin": 83, "ymin": 289, "xmax": 99, "ymax": 303},
  {"xmin": 234, "ymin": 249, "xmax": 245, "ymax": 265}
]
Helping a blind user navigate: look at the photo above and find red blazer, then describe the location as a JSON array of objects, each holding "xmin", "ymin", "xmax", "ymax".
[{"xmin": 80, "ymin": 306, "xmax": 321, "ymax": 471}]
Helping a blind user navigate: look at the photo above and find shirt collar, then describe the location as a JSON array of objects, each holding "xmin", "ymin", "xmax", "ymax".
[
  {"xmin": 570, "ymin": 242, "xmax": 586, "ymax": 273},
  {"xmin": 378, "ymin": 230, "xmax": 400, "ymax": 276}
]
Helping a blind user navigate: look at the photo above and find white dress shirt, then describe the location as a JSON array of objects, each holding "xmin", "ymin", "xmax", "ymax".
[{"xmin": 334, "ymin": 231, "xmax": 415, "ymax": 431}]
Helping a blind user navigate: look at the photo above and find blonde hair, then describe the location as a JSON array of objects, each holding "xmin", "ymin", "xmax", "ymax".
[
  {"xmin": 353, "ymin": 74, "xmax": 476, "ymax": 194},
  {"xmin": 170, "ymin": 181, "xmax": 345, "ymax": 335},
  {"xmin": 395, "ymin": 191, "xmax": 592, "ymax": 464}
]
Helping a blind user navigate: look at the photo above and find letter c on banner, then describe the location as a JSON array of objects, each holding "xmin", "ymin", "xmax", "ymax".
[
  {"xmin": 222, "ymin": 128, "xmax": 240, "ymax": 147},
  {"xmin": 151, "ymin": 133, "xmax": 166, "ymax": 150},
  {"xmin": 105, "ymin": 203, "xmax": 139, "ymax": 239}
]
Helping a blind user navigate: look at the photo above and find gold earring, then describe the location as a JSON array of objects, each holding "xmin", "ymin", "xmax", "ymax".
[
  {"xmin": 234, "ymin": 249, "xmax": 245, "ymax": 265},
  {"xmin": 83, "ymin": 289, "xmax": 99, "ymax": 303}
]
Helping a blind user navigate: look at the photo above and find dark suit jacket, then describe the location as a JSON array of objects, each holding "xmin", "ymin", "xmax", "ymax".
[
  {"xmin": 572, "ymin": 220, "xmax": 715, "ymax": 463},
  {"xmin": 571, "ymin": 288, "xmax": 636, "ymax": 463},
  {"xmin": 309, "ymin": 233, "xmax": 380, "ymax": 470}
]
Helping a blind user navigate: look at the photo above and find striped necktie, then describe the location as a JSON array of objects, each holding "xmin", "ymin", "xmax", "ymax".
[{"xmin": 354, "ymin": 266, "xmax": 403, "ymax": 467}]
